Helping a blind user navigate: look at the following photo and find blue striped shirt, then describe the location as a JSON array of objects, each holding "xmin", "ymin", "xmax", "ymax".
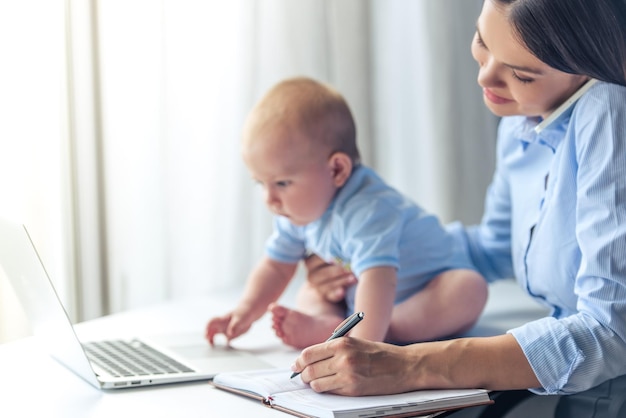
[{"xmin": 449, "ymin": 81, "xmax": 626, "ymax": 394}]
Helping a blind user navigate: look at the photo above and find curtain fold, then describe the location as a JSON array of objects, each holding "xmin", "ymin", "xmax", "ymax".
[
  {"xmin": 371, "ymin": 0, "xmax": 496, "ymax": 224},
  {"xmin": 66, "ymin": 0, "xmax": 110, "ymax": 320}
]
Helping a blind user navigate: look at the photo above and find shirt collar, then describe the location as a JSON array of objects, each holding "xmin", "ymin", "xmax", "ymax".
[{"xmin": 513, "ymin": 108, "xmax": 572, "ymax": 153}]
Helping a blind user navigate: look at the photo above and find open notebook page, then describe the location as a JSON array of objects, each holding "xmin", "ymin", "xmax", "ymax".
[{"xmin": 212, "ymin": 368, "xmax": 308, "ymax": 398}]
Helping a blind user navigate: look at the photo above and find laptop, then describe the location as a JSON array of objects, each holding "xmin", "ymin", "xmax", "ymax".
[{"xmin": 0, "ymin": 217, "xmax": 271, "ymax": 389}]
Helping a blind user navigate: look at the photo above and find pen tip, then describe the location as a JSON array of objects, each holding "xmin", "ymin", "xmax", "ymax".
[{"xmin": 290, "ymin": 372, "xmax": 299, "ymax": 379}]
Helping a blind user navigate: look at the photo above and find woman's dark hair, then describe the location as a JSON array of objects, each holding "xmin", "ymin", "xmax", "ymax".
[{"xmin": 494, "ymin": 0, "xmax": 626, "ymax": 86}]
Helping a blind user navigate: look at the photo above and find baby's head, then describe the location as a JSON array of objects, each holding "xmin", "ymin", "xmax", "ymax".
[{"xmin": 241, "ymin": 77, "xmax": 359, "ymax": 225}]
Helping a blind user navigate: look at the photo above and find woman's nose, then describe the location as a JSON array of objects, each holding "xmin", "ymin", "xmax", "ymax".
[{"xmin": 477, "ymin": 56, "xmax": 502, "ymax": 88}]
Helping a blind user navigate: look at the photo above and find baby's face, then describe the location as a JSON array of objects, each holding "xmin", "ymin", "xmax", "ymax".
[{"xmin": 242, "ymin": 125, "xmax": 338, "ymax": 226}]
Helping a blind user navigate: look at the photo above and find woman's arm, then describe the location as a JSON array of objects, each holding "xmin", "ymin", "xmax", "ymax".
[{"xmin": 292, "ymin": 334, "xmax": 540, "ymax": 396}]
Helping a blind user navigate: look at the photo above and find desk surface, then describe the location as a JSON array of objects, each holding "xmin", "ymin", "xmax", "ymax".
[{"xmin": 0, "ymin": 280, "xmax": 547, "ymax": 418}]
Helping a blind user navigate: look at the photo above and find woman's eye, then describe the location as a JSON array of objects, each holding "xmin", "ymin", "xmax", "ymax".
[
  {"xmin": 512, "ymin": 71, "xmax": 534, "ymax": 84},
  {"xmin": 276, "ymin": 181, "xmax": 290, "ymax": 188}
]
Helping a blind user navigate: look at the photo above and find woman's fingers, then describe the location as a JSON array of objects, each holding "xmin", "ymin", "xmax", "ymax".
[{"xmin": 304, "ymin": 255, "xmax": 357, "ymax": 302}]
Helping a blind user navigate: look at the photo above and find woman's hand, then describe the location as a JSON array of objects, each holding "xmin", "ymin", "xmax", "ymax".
[
  {"xmin": 292, "ymin": 334, "xmax": 540, "ymax": 395},
  {"xmin": 304, "ymin": 254, "xmax": 357, "ymax": 303},
  {"xmin": 292, "ymin": 337, "xmax": 419, "ymax": 396}
]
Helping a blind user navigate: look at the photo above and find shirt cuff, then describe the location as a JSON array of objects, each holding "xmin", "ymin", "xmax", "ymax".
[{"xmin": 508, "ymin": 316, "xmax": 585, "ymax": 394}]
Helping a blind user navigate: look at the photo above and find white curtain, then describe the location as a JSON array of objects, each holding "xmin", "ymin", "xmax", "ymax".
[
  {"xmin": 1, "ymin": 0, "xmax": 496, "ymax": 343},
  {"xmin": 0, "ymin": 0, "xmax": 70, "ymax": 341},
  {"xmin": 371, "ymin": 2, "xmax": 498, "ymax": 222}
]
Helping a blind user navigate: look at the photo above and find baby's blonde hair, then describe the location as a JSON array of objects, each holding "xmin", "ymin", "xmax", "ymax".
[{"xmin": 249, "ymin": 77, "xmax": 360, "ymax": 164}]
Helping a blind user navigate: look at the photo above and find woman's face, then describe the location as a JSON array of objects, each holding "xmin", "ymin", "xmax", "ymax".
[{"xmin": 471, "ymin": 0, "xmax": 588, "ymax": 119}]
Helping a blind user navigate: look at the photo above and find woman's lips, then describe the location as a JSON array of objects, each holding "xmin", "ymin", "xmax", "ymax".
[{"xmin": 483, "ymin": 88, "xmax": 513, "ymax": 105}]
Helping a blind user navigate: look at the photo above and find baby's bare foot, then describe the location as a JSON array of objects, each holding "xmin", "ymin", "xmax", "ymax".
[{"xmin": 269, "ymin": 304, "xmax": 342, "ymax": 349}]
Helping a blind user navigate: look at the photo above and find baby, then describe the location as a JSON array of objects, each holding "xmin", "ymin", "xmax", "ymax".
[{"xmin": 206, "ymin": 77, "xmax": 487, "ymax": 349}]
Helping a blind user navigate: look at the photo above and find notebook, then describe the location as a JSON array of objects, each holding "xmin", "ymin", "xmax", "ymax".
[
  {"xmin": 211, "ymin": 368, "xmax": 492, "ymax": 417},
  {"xmin": 0, "ymin": 217, "xmax": 271, "ymax": 389}
]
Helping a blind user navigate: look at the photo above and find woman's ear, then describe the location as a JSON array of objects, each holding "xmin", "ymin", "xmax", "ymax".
[{"xmin": 328, "ymin": 152, "xmax": 353, "ymax": 187}]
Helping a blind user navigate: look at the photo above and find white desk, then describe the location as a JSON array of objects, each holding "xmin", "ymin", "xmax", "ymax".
[{"xmin": 0, "ymin": 280, "xmax": 547, "ymax": 418}]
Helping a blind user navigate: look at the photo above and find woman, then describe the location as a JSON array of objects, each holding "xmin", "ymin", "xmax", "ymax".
[{"xmin": 291, "ymin": 0, "xmax": 626, "ymax": 415}]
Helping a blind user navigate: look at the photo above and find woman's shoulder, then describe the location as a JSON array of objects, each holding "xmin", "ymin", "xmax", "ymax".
[
  {"xmin": 570, "ymin": 81, "xmax": 626, "ymax": 153},
  {"xmin": 586, "ymin": 80, "xmax": 626, "ymax": 95},
  {"xmin": 575, "ymin": 81, "xmax": 626, "ymax": 115}
]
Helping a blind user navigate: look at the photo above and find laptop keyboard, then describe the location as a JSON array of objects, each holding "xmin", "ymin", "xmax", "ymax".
[{"xmin": 83, "ymin": 339, "xmax": 195, "ymax": 377}]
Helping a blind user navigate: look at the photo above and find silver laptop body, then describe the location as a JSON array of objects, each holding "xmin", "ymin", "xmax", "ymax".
[{"xmin": 0, "ymin": 218, "xmax": 269, "ymax": 389}]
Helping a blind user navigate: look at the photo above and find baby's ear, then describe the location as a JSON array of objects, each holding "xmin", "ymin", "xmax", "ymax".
[{"xmin": 329, "ymin": 152, "xmax": 353, "ymax": 187}]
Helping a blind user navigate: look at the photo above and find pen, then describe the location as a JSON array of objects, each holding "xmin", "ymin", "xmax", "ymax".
[{"xmin": 290, "ymin": 311, "xmax": 364, "ymax": 379}]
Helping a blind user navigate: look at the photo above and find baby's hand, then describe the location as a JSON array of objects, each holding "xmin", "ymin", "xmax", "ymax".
[
  {"xmin": 205, "ymin": 310, "xmax": 255, "ymax": 346},
  {"xmin": 206, "ymin": 313, "xmax": 232, "ymax": 346}
]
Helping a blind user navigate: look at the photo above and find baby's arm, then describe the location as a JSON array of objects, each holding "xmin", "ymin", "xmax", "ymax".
[
  {"xmin": 206, "ymin": 256, "xmax": 297, "ymax": 345},
  {"xmin": 349, "ymin": 266, "xmax": 397, "ymax": 342}
]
